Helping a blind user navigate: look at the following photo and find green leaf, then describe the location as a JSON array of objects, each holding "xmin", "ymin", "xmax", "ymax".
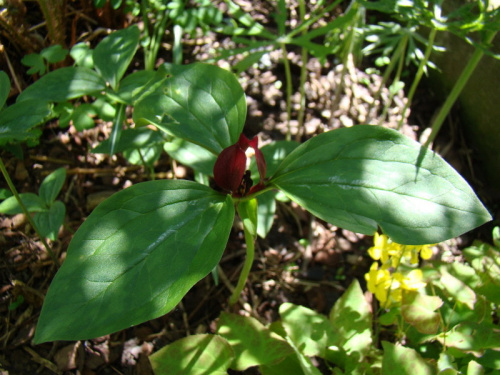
[
  {"xmin": 34, "ymin": 180, "xmax": 234, "ymax": 343},
  {"xmin": 39, "ymin": 167, "xmax": 66, "ymax": 205},
  {"xmin": 439, "ymin": 268, "xmax": 476, "ymax": 310},
  {"xmin": 112, "ymin": 70, "xmax": 157, "ymax": 104},
  {"xmin": 0, "ymin": 71, "xmax": 11, "ymax": 109},
  {"xmin": 329, "ymin": 279, "xmax": 373, "ymax": 358},
  {"xmin": 17, "ymin": 67, "xmax": 106, "ymax": 103},
  {"xmin": 279, "ymin": 302, "xmax": 335, "ymax": 358},
  {"xmin": 33, "ymin": 200, "xmax": 65, "ymax": 240},
  {"xmin": 92, "ymin": 127, "xmax": 164, "ymax": 155},
  {"xmin": 0, "ymin": 193, "xmax": 46, "ymax": 214},
  {"xmin": 70, "ymin": 42, "xmax": 94, "ymax": 68},
  {"xmin": 238, "ymin": 198, "xmax": 258, "ymax": 238},
  {"xmin": 270, "ymin": 125, "xmax": 491, "ymax": 245},
  {"xmin": 93, "ymin": 25, "xmax": 140, "ymax": 91},
  {"xmin": 401, "ymin": 292, "xmax": 443, "ymax": 334},
  {"xmin": 71, "ymin": 103, "xmax": 97, "ymax": 131},
  {"xmin": 436, "ymin": 322, "xmax": 500, "ymax": 353},
  {"xmin": 381, "ymin": 341, "xmax": 435, "ymax": 375},
  {"xmin": 40, "ymin": 45, "xmax": 69, "ymax": 64},
  {"xmin": 21, "ymin": 53, "xmax": 46, "ymax": 75},
  {"xmin": 216, "ymin": 312, "xmax": 294, "ymax": 371},
  {"xmin": 0, "ymin": 99, "xmax": 51, "ymax": 146},
  {"xmin": 149, "ymin": 334, "xmax": 234, "ymax": 375},
  {"xmin": 256, "ymin": 190, "xmax": 276, "ymax": 238},
  {"xmin": 163, "ymin": 137, "xmax": 217, "ymax": 176},
  {"xmin": 133, "ymin": 63, "xmax": 246, "ymax": 154}
]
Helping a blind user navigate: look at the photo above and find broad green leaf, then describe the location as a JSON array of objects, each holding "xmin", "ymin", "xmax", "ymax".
[
  {"xmin": 0, "ymin": 71, "xmax": 10, "ymax": 109},
  {"xmin": 70, "ymin": 42, "xmax": 94, "ymax": 68},
  {"xmin": 216, "ymin": 312, "xmax": 293, "ymax": 371},
  {"xmin": 112, "ymin": 70, "xmax": 157, "ymax": 104},
  {"xmin": 279, "ymin": 302, "xmax": 335, "ymax": 358},
  {"xmin": 133, "ymin": 63, "xmax": 246, "ymax": 154},
  {"xmin": 260, "ymin": 353, "xmax": 308, "ymax": 375},
  {"xmin": 33, "ymin": 200, "xmax": 65, "ymax": 240},
  {"xmin": 439, "ymin": 269, "xmax": 476, "ymax": 310},
  {"xmin": 71, "ymin": 103, "xmax": 97, "ymax": 131},
  {"xmin": 0, "ymin": 99, "xmax": 52, "ymax": 146},
  {"xmin": 39, "ymin": 167, "xmax": 66, "ymax": 205},
  {"xmin": 463, "ymin": 243, "xmax": 500, "ymax": 304},
  {"xmin": 270, "ymin": 125, "xmax": 491, "ymax": 245},
  {"xmin": 381, "ymin": 341, "xmax": 435, "ymax": 375},
  {"xmin": 436, "ymin": 322, "xmax": 500, "ymax": 353},
  {"xmin": 149, "ymin": 334, "xmax": 234, "ymax": 375},
  {"xmin": 163, "ymin": 137, "xmax": 217, "ymax": 177},
  {"xmin": 329, "ymin": 279, "xmax": 373, "ymax": 358},
  {"xmin": 34, "ymin": 180, "xmax": 234, "ymax": 343},
  {"xmin": 0, "ymin": 193, "xmax": 46, "ymax": 214},
  {"xmin": 92, "ymin": 127, "xmax": 164, "ymax": 155},
  {"xmin": 401, "ymin": 292, "xmax": 443, "ymax": 334},
  {"xmin": 17, "ymin": 67, "xmax": 106, "ymax": 103},
  {"xmin": 123, "ymin": 144, "xmax": 163, "ymax": 167},
  {"xmin": 93, "ymin": 25, "xmax": 140, "ymax": 91},
  {"xmin": 256, "ymin": 190, "xmax": 276, "ymax": 238}
]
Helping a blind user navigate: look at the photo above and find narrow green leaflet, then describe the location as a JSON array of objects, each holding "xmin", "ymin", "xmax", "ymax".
[
  {"xmin": 216, "ymin": 312, "xmax": 294, "ymax": 371},
  {"xmin": 17, "ymin": 67, "xmax": 106, "ymax": 103},
  {"xmin": 133, "ymin": 63, "xmax": 246, "ymax": 154},
  {"xmin": 39, "ymin": 168, "xmax": 66, "ymax": 205},
  {"xmin": 149, "ymin": 334, "xmax": 234, "ymax": 375},
  {"xmin": 270, "ymin": 125, "xmax": 491, "ymax": 245},
  {"xmin": 33, "ymin": 201, "xmax": 66, "ymax": 241},
  {"xmin": 34, "ymin": 180, "xmax": 234, "ymax": 343},
  {"xmin": 93, "ymin": 25, "xmax": 140, "ymax": 91}
]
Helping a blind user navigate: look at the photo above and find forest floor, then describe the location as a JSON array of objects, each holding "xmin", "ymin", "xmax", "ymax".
[{"xmin": 0, "ymin": 2, "xmax": 496, "ymax": 375}]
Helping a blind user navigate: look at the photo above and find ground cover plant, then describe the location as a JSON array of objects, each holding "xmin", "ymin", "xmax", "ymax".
[{"xmin": 0, "ymin": 0, "xmax": 498, "ymax": 374}]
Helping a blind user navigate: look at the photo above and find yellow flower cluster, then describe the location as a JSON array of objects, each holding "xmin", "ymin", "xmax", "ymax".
[{"xmin": 365, "ymin": 233, "xmax": 433, "ymax": 308}]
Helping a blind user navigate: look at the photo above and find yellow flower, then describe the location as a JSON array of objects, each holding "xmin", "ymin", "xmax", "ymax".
[
  {"xmin": 419, "ymin": 245, "xmax": 433, "ymax": 260},
  {"xmin": 400, "ymin": 269, "xmax": 427, "ymax": 291},
  {"xmin": 368, "ymin": 233, "xmax": 389, "ymax": 262}
]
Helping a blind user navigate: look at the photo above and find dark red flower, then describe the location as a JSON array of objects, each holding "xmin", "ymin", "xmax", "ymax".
[{"xmin": 213, "ymin": 134, "xmax": 267, "ymax": 196}]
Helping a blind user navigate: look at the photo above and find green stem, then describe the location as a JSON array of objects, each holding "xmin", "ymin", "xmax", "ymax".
[
  {"xmin": 229, "ymin": 219, "xmax": 255, "ymax": 305},
  {"xmin": 424, "ymin": 30, "xmax": 497, "ymax": 147},
  {"xmin": 0, "ymin": 158, "xmax": 58, "ymax": 265},
  {"xmin": 281, "ymin": 43, "xmax": 293, "ymax": 141},
  {"xmin": 296, "ymin": 0, "xmax": 307, "ymax": 140},
  {"xmin": 397, "ymin": 28, "xmax": 437, "ymax": 130},
  {"xmin": 370, "ymin": 34, "xmax": 408, "ymax": 115},
  {"xmin": 378, "ymin": 39, "xmax": 406, "ymax": 125},
  {"xmin": 109, "ymin": 103, "xmax": 126, "ymax": 156}
]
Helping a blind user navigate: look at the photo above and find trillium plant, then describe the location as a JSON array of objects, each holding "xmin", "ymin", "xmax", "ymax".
[{"xmin": 34, "ymin": 63, "xmax": 491, "ymax": 344}]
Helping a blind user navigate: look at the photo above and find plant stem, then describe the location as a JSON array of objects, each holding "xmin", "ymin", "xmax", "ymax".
[
  {"xmin": 378, "ymin": 40, "xmax": 406, "ymax": 126},
  {"xmin": 370, "ymin": 34, "xmax": 408, "ymax": 116},
  {"xmin": 424, "ymin": 30, "xmax": 497, "ymax": 148},
  {"xmin": 0, "ymin": 157, "xmax": 58, "ymax": 265},
  {"xmin": 296, "ymin": 0, "xmax": 307, "ymax": 141},
  {"xmin": 281, "ymin": 43, "xmax": 293, "ymax": 141},
  {"xmin": 229, "ymin": 216, "xmax": 255, "ymax": 306},
  {"xmin": 397, "ymin": 28, "xmax": 437, "ymax": 130}
]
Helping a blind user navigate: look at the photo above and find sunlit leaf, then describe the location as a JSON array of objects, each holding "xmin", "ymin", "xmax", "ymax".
[
  {"xmin": 271, "ymin": 125, "xmax": 491, "ymax": 245},
  {"xmin": 35, "ymin": 180, "xmax": 234, "ymax": 343},
  {"xmin": 149, "ymin": 334, "xmax": 234, "ymax": 375},
  {"xmin": 217, "ymin": 312, "xmax": 293, "ymax": 370}
]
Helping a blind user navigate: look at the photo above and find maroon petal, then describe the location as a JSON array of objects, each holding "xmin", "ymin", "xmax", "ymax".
[{"xmin": 213, "ymin": 144, "xmax": 247, "ymax": 192}]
